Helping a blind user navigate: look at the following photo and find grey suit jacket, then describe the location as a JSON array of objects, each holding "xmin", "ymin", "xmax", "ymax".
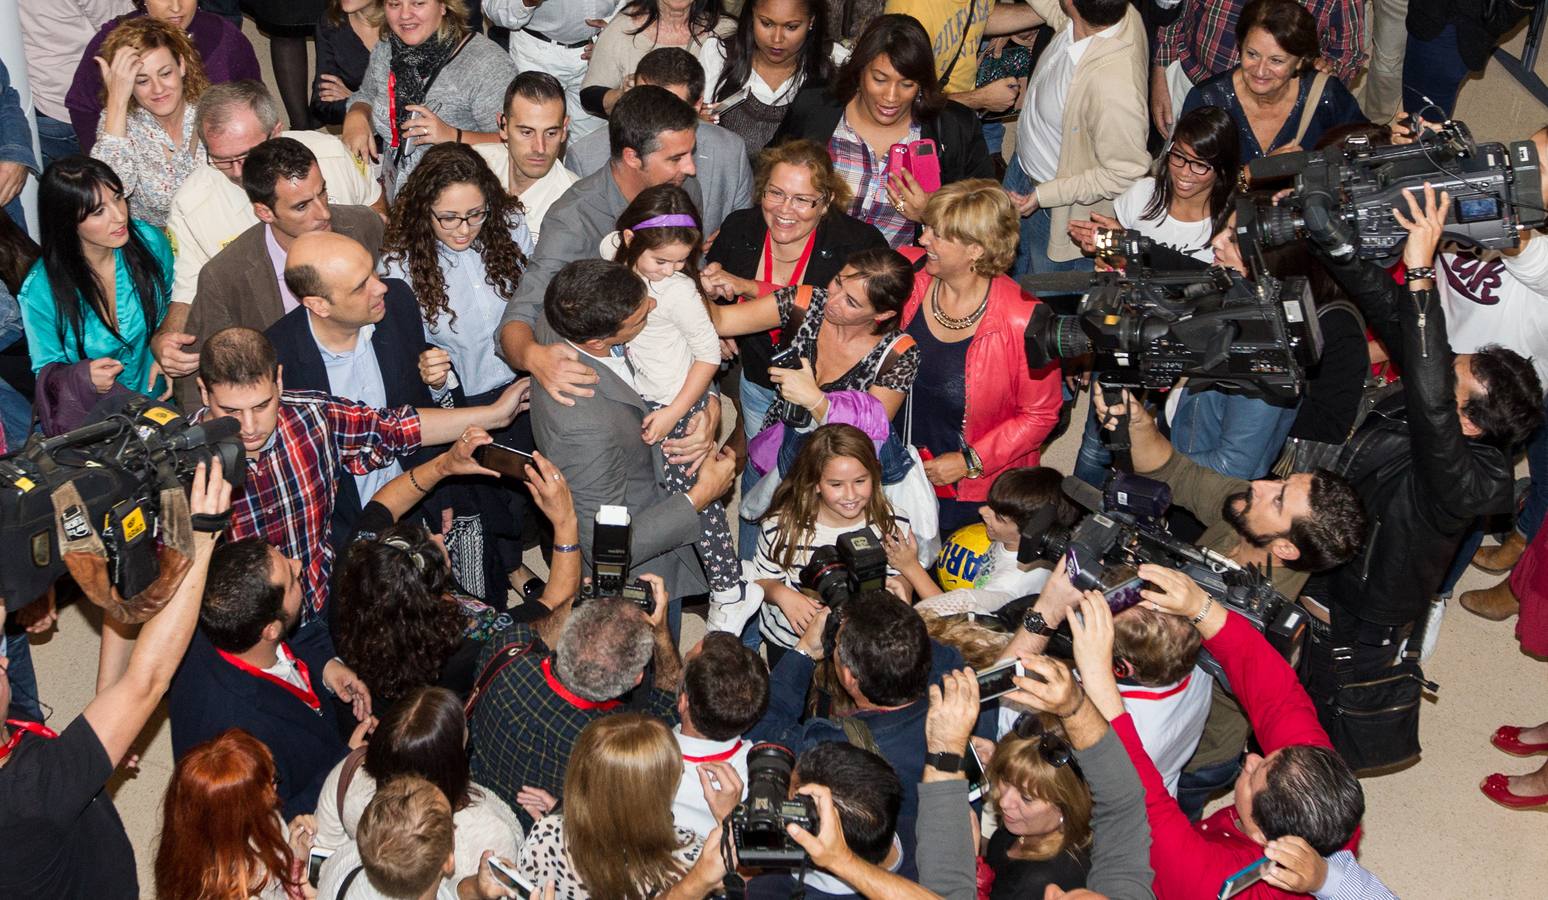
[
  {"xmin": 529, "ymin": 317, "xmax": 706, "ymax": 599},
  {"xmin": 562, "ymin": 120, "xmax": 752, "ymax": 235}
]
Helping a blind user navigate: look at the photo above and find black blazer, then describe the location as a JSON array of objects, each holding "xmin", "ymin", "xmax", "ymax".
[
  {"xmin": 267, "ymin": 278, "xmax": 438, "ymax": 548},
  {"xmin": 706, "ymin": 207, "xmax": 889, "ymax": 388},
  {"xmin": 768, "ymin": 86, "xmax": 995, "ymax": 187},
  {"xmin": 168, "ymin": 629, "xmax": 347, "ymax": 819}
]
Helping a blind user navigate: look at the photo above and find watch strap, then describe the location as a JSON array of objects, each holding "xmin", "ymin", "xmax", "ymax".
[
  {"xmin": 1022, "ymin": 609, "xmax": 1056, "ymax": 637},
  {"xmin": 924, "ymin": 751, "xmax": 963, "ymax": 773}
]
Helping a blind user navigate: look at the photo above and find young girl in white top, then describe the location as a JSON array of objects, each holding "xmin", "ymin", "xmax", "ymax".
[
  {"xmin": 752, "ymin": 423, "xmax": 906, "ymax": 662},
  {"xmin": 605, "ymin": 184, "xmax": 739, "ymax": 609}
]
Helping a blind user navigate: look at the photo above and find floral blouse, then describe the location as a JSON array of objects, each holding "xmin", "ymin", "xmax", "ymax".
[
  {"xmin": 761, "ymin": 284, "xmax": 921, "ymax": 431},
  {"xmin": 91, "ymin": 101, "xmax": 203, "ymax": 227}
]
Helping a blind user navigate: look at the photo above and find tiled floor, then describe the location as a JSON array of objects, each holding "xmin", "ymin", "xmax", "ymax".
[{"xmin": 24, "ymin": 15, "xmax": 1548, "ymax": 898}]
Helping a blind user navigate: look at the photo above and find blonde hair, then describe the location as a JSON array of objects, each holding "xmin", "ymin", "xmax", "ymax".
[
  {"xmin": 986, "ymin": 720, "xmax": 1093, "ymax": 860},
  {"xmin": 327, "ymin": 0, "xmax": 384, "ymax": 28},
  {"xmin": 921, "ymin": 178, "xmax": 1019, "ymax": 276},
  {"xmin": 98, "ymin": 17, "xmax": 210, "ymax": 109},
  {"xmin": 921, "ymin": 612, "xmax": 1011, "ymax": 670},
  {"xmin": 357, "ymin": 776, "xmax": 454, "ymax": 897},
  {"xmin": 564, "ymin": 715, "xmax": 692, "ymax": 900},
  {"xmin": 756, "ymin": 139, "xmax": 853, "ymax": 215},
  {"xmin": 1113, "ymin": 605, "xmax": 1203, "ymax": 686},
  {"xmin": 385, "ymin": 0, "xmax": 468, "ymax": 40}
]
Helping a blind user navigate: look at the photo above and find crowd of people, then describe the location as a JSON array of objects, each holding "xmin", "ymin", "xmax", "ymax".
[{"xmin": 1, "ymin": 0, "xmax": 1546, "ymax": 897}]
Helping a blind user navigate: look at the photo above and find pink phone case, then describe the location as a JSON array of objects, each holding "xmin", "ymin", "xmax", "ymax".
[
  {"xmin": 908, "ymin": 139, "xmax": 942, "ymax": 193},
  {"xmin": 886, "ymin": 143, "xmax": 910, "ymax": 183}
]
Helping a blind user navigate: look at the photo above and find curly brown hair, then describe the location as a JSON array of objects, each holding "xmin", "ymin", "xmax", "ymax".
[
  {"xmin": 98, "ymin": 16, "xmax": 211, "ymax": 109},
  {"xmin": 334, "ymin": 522, "xmax": 466, "ymax": 707},
  {"xmin": 382, "ymin": 142, "xmax": 528, "ymax": 332}
]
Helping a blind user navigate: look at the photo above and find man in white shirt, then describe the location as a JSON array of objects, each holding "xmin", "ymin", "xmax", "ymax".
[
  {"xmin": 484, "ymin": 0, "xmax": 612, "ymax": 140},
  {"xmin": 671, "ymin": 633, "xmax": 769, "ymax": 838},
  {"xmin": 152, "ymin": 80, "xmax": 384, "ymax": 383},
  {"xmin": 475, "ymin": 72, "xmax": 579, "ymax": 244}
]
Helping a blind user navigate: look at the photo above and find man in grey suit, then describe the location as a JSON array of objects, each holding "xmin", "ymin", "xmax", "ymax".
[
  {"xmin": 530, "ymin": 259, "xmax": 736, "ymax": 636},
  {"xmin": 563, "ymin": 47, "xmax": 753, "ymax": 237},
  {"xmin": 499, "ymin": 85, "xmax": 709, "ymax": 405}
]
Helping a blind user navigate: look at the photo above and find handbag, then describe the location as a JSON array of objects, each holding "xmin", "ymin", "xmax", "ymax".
[{"xmin": 1318, "ymin": 635, "xmax": 1438, "ymax": 772}]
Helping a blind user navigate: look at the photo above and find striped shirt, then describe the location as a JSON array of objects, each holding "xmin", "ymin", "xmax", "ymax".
[{"xmin": 753, "ymin": 513, "xmax": 908, "ymax": 649}]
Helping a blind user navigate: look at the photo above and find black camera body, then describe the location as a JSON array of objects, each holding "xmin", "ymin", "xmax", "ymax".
[
  {"xmin": 798, "ymin": 527, "xmax": 889, "ymax": 611},
  {"xmin": 1242, "ymin": 121, "xmax": 1546, "ymax": 261},
  {"xmin": 0, "ymin": 394, "xmax": 244, "ymax": 612},
  {"xmin": 580, "ymin": 505, "xmax": 654, "ymax": 614},
  {"xmin": 1022, "ymin": 259, "xmax": 1323, "ymax": 400},
  {"xmin": 1022, "ymin": 476, "xmax": 1308, "ymax": 673},
  {"xmin": 731, "ymin": 743, "xmax": 819, "ymax": 868}
]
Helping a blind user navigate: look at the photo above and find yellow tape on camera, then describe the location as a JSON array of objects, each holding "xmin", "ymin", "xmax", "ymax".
[{"xmin": 122, "ymin": 507, "xmax": 147, "ymax": 541}]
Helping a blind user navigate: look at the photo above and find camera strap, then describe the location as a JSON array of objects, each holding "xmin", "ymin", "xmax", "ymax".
[
  {"xmin": 463, "ymin": 639, "xmax": 539, "ymax": 720},
  {"xmin": 50, "ymin": 479, "xmax": 197, "ymax": 625}
]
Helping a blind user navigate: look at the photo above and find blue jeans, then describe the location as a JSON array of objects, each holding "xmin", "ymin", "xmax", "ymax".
[
  {"xmin": 1402, "ymin": 25, "xmax": 1472, "ymax": 118},
  {"xmin": 4, "ymin": 631, "xmax": 44, "ymax": 722},
  {"xmin": 1177, "ymin": 755, "xmax": 1241, "ymax": 822},
  {"xmin": 1004, "ymin": 159, "xmax": 1095, "ymax": 280},
  {"xmin": 1169, "ymin": 387, "xmax": 1297, "ymax": 480},
  {"xmin": 1075, "ymin": 399, "xmax": 1112, "ymax": 488},
  {"xmin": 1517, "ymin": 389, "xmax": 1548, "ymax": 540},
  {"xmin": 738, "ymin": 374, "xmax": 778, "ymax": 564},
  {"xmin": 32, "ymin": 112, "xmax": 78, "ymax": 172}
]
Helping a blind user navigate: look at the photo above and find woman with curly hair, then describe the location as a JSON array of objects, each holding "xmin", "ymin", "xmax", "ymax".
[
  {"xmin": 383, "ymin": 142, "xmax": 538, "ymax": 600},
  {"xmin": 154, "ymin": 729, "xmax": 320, "ymax": 900}
]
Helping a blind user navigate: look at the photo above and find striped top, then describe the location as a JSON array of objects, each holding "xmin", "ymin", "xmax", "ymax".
[{"xmin": 753, "ymin": 513, "xmax": 908, "ymax": 649}]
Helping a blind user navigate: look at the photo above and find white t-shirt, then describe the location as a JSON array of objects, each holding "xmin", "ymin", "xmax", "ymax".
[
  {"xmin": 1117, "ymin": 665, "xmax": 1213, "ymax": 796},
  {"xmin": 1112, "ymin": 177, "xmax": 1216, "ymax": 263},
  {"xmin": 672, "ymin": 728, "xmax": 751, "ymax": 838},
  {"xmin": 474, "ymin": 142, "xmax": 579, "ymax": 243},
  {"xmin": 1016, "ymin": 21, "xmax": 1122, "ymax": 184},
  {"xmin": 1436, "ymin": 236, "xmax": 1548, "ymax": 386},
  {"xmin": 753, "ymin": 514, "xmax": 907, "ymax": 649}
]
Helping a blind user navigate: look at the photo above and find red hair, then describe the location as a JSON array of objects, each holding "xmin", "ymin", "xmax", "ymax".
[{"xmin": 155, "ymin": 729, "xmax": 298, "ymax": 900}]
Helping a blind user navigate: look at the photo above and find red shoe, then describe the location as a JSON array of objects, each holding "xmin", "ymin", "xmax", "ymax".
[
  {"xmin": 1492, "ymin": 726, "xmax": 1548, "ymax": 756},
  {"xmin": 1481, "ymin": 773, "xmax": 1548, "ymax": 810}
]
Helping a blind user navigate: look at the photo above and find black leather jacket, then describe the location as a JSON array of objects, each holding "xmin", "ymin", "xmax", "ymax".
[{"xmin": 1313, "ymin": 254, "xmax": 1513, "ymax": 627}]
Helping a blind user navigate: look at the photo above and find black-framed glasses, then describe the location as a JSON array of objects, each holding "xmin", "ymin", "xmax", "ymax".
[
  {"xmin": 206, "ymin": 148, "xmax": 251, "ymax": 172},
  {"xmin": 1166, "ymin": 149, "xmax": 1213, "ymax": 176},
  {"xmin": 432, "ymin": 207, "xmax": 490, "ymax": 229},
  {"xmin": 764, "ymin": 186, "xmax": 824, "ymax": 211},
  {"xmin": 1011, "ymin": 711, "xmax": 1073, "ymax": 768}
]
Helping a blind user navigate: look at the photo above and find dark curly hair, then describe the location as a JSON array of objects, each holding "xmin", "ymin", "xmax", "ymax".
[
  {"xmin": 382, "ymin": 142, "xmax": 528, "ymax": 333},
  {"xmin": 334, "ymin": 522, "xmax": 465, "ymax": 707}
]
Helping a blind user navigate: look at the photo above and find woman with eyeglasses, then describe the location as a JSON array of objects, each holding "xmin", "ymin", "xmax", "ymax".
[
  {"xmin": 88, "ymin": 17, "xmax": 210, "ymax": 228},
  {"xmin": 702, "ymin": 140, "xmax": 887, "ymax": 555},
  {"xmin": 982, "ymin": 712, "xmax": 1095, "ymax": 900}
]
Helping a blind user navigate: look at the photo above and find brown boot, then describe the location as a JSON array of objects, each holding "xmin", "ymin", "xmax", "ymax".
[
  {"xmin": 1461, "ymin": 579, "xmax": 1521, "ymax": 621},
  {"xmin": 1473, "ymin": 531, "xmax": 1528, "ymax": 574}
]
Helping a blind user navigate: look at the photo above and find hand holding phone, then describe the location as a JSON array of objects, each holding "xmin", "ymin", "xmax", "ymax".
[
  {"xmin": 487, "ymin": 855, "xmax": 533, "ymax": 894},
  {"xmin": 307, "ymin": 847, "xmax": 334, "ymax": 888},
  {"xmin": 475, "ymin": 443, "xmax": 536, "ymax": 482},
  {"xmin": 1218, "ymin": 857, "xmax": 1270, "ymax": 899}
]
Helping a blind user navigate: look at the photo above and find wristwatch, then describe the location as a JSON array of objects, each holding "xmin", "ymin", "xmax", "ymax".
[
  {"xmin": 1022, "ymin": 609, "xmax": 1056, "ymax": 637},
  {"xmin": 924, "ymin": 751, "xmax": 963, "ymax": 773},
  {"xmin": 962, "ymin": 444, "xmax": 984, "ymax": 479}
]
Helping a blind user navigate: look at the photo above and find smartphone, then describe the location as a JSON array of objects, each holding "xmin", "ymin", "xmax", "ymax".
[
  {"xmin": 963, "ymin": 739, "xmax": 990, "ymax": 803},
  {"xmin": 487, "ymin": 856, "xmax": 533, "ymax": 894},
  {"xmin": 907, "ymin": 140, "xmax": 942, "ymax": 193},
  {"xmin": 768, "ymin": 345, "xmax": 804, "ymax": 370},
  {"xmin": 1218, "ymin": 857, "xmax": 1270, "ymax": 899},
  {"xmin": 976, "ymin": 658, "xmax": 1026, "ymax": 702},
  {"xmin": 307, "ymin": 847, "xmax": 334, "ymax": 888},
  {"xmin": 885, "ymin": 143, "xmax": 910, "ymax": 183},
  {"xmin": 1102, "ymin": 564, "xmax": 1148, "ymax": 615},
  {"xmin": 475, "ymin": 442, "xmax": 535, "ymax": 481}
]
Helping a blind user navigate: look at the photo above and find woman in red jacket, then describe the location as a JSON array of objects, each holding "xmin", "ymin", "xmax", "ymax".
[{"xmin": 895, "ymin": 178, "xmax": 1063, "ymax": 533}]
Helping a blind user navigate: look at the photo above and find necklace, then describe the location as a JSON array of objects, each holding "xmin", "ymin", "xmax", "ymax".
[{"xmin": 930, "ymin": 279, "xmax": 990, "ymax": 330}]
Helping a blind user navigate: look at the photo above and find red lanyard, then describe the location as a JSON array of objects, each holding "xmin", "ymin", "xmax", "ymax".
[
  {"xmin": 541, "ymin": 658, "xmax": 621, "ymax": 711},
  {"xmin": 0, "ymin": 719, "xmax": 58, "ymax": 761},
  {"xmin": 683, "ymin": 740, "xmax": 744, "ymax": 764},
  {"xmin": 387, "ymin": 71, "xmax": 399, "ymax": 148},
  {"xmin": 761, "ymin": 229, "xmax": 817, "ymax": 290},
  {"xmin": 217, "ymin": 645, "xmax": 322, "ymax": 713}
]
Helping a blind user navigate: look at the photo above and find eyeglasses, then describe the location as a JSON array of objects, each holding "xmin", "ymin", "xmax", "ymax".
[
  {"xmin": 206, "ymin": 149, "xmax": 251, "ymax": 172},
  {"xmin": 1010, "ymin": 711, "xmax": 1073, "ymax": 768},
  {"xmin": 1166, "ymin": 150, "xmax": 1214, "ymax": 176},
  {"xmin": 764, "ymin": 186, "xmax": 824, "ymax": 212},
  {"xmin": 432, "ymin": 207, "xmax": 490, "ymax": 229}
]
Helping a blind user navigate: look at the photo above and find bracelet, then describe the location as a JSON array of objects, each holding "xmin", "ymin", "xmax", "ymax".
[
  {"xmin": 454, "ymin": 127, "xmax": 463, "ymax": 144},
  {"xmin": 553, "ymin": 543, "xmax": 580, "ymax": 553},
  {"xmin": 1190, "ymin": 595, "xmax": 1214, "ymax": 625},
  {"xmin": 1404, "ymin": 265, "xmax": 1436, "ymax": 284},
  {"xmin": 408, "ymin": 468, "xmax": 430, "ymax": 494}
]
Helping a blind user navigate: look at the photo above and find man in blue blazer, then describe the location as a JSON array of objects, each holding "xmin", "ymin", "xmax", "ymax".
[{"xmin": 169, "ymin": 538, "xmax": 372, "ymax": 819}]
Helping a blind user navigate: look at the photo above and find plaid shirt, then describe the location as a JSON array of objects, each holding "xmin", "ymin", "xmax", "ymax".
[
  {"xmin": 1154, "ymin": 0, "xmax": 1367, "ymax": 84},
  {"xmin": 467, "ymin": 623, "xmax": 678, "ymax": 830},
  {"xmin": 201, "ymin": 390, "xmax": 421, "ymax": 619},
  {"xmin": 829, "ymin": 114, "xmax": 921, "ymax": 250}
]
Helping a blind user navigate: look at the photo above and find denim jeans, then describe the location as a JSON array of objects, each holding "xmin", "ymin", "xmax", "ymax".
[
  {"xmin": 1074, "ymin": 400, "xmax": 1113, "ymax": 488},
  {"xmin": 1177, "ymin": 755, "xmax": 1241, "ymax": 821},
  {"xmin": 33, "ymin": 112, "xmax": 79, "ymax": 172},
  {"xmin": 4, "ymin": 630, "xmax": 44, "ymax": 722},
  {"xmin": 1003, "ymin": 158, "xmax": 1095, "ymax": 280},
  {"xmin": 1517, "ymin": 389, "xmax": 1548, "ymax": 540},
  {"xmin": 1169, "ymin": 387, "xmax": 1297, "ymax": 480},
  {"xmin": 737, "ymin": 375, "xmax": 778, "ymax": 564},
  {"xmin": 1402, "ymin": 25, "xmax": 1472, "ymax": 118}
]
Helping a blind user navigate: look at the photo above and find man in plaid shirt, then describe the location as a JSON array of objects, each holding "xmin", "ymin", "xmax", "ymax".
[
  {"xmin": 194, "ymin": 327, "xmax": 530, "ymax": 652},
  {"xmin": 1150, "ymin": 0, "xmax": 1367, "ymax": 136},
  {"xmin": 468, "ymin": 579, "xmax": 680, "ymax": 829}
]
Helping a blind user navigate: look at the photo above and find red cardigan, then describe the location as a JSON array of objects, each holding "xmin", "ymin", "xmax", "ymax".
[
  {"xmin": 898, "ymin": 248, "xmax": 1063, "ymax": 502},
  {"xmin": 1113, "ymin": 613, "xmax": 1361, "ymax": 900}
]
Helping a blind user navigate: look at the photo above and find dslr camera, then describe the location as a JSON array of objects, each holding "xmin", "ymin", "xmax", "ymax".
[
  {"xmin": 1020, "ymin": 238, "xmax": 1323, "ymax": 401},
  {"xmin": 1020, "ymin": 474, "xmax": 1308, "ymax": 673},
  {"xmin": 798, "ymin": 527, "xmax": 889, "ymax": 612},
  {"xmin": 1240, "ymin": 120, "xmax": 1545, "ymax": 262},
  {"xmin": 580, "ymin": 505, "xmax": 654, "ymax": 614},
  {"xmin": 730, "ymin": 743, "xmax": 819, "ymax": 868}
]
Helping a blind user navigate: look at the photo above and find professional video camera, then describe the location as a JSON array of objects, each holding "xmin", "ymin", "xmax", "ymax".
[
  {"xmin": 580, "ymin": 504, "xmax": 654, "ymax": 613},
  {"xmin": 1021, "ymin": 235, "xmax": 1324, "ymax": 401},
  {"xmin": 1019, "ymin": 474, "xmax": 1308, "ymax": 674},
  {"xmin": 1240, "ymin": 120, "xmax": 1545, "ymax": 261},
  {"xmin": 730, "ymin": 743, "xmax": 819, "ymax": 868},
  {"xmin": 797, "ymin": 526, "xmax": 889, "ymax": 612},
  {"xmin": 0, "ymin": 394, "xmax": 243, "ymax": 617}
]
